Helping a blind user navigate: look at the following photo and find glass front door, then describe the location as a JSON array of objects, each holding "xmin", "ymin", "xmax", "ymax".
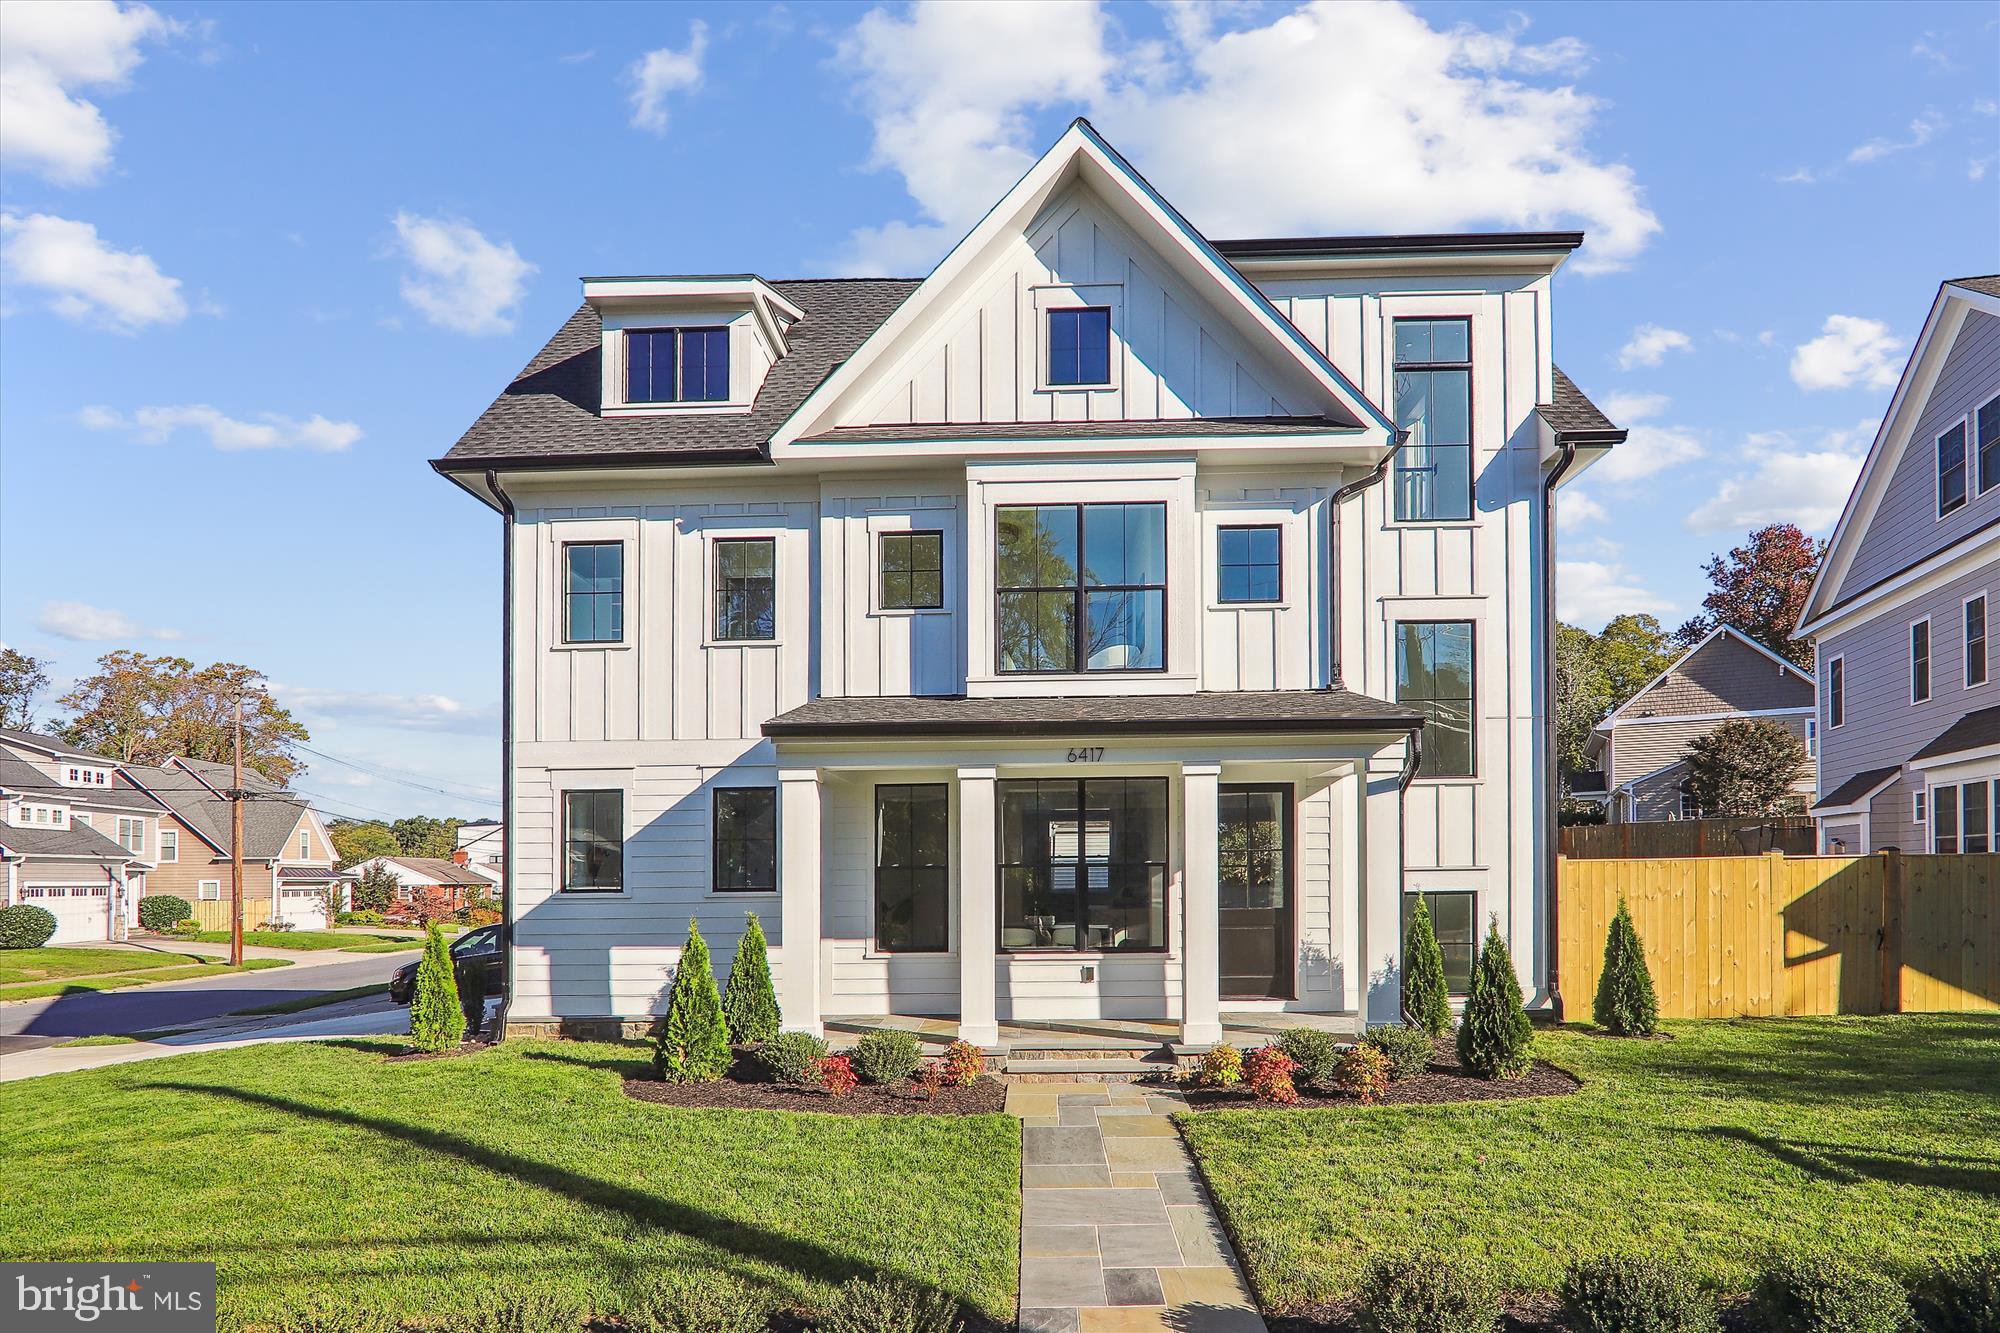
[{"xmin": 1219, "ymin": 785, "xmax": 1293, "ymax": 999}]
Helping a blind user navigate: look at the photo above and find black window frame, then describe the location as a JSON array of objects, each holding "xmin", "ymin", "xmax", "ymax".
[
  {"xmin": 1829, "ymin": 656, "xmax": 1845, "ymax": 728},
  {"xmin": 1403, "ymin": 890, "xmax": 1477, "ymax": 995},
  {"xmin": 879, "ymin": 530, "xmax": 946, "ymax": 611},
  {"xmin": 561, "ymin": 789, "xmax": 624, "ymax": 893},
  {"xmin": 712, "ymin": 786, "xmax": 778, "ymax": 894},
  {"xmin": 1046, "ymin": 306, "xmax": 1113, "ymax": 388},
  {"xmin": 1938, "ymin": 421, "xmax": 1969, "ymax": 517},
  {"xmin": 874, "ymin": 783, "xmax": 950, "ymax": 953},
  {"xmin": 1979, "ymin": 396, "xmax": 1999, "ymax": 495},
  {"xmin": 562, "ymin": 541, "xmax": 625, "ymax": 645},
  {"xmin": 1396, "ymin": 620, "xmax": 1476, "ymax": 777},
  {"xmin": 626, "ymin": 325, "xmax": 731, "ymax": 405},
  {"xmin": 1967, "ymin": 594, "xmax": 1989, "ymax": 689},
  {"xmin": 712, "ymin": 536, "xmax": 777, "ymax": 642},
  {"xmin": 1216, "ymin": 524, "xmax": 1284, "ymax": 605},
  {"xmin": 1391, "ymin": 316, "xmax": 1474, "ymax": 523},
  {"xmin": 996, "ymin": 777, "xmax": 1169, "ymax": 954},
  {"xmin": 1911, "ymin": 618, "xmax": 1932, "ymax": 704},
  {"xmin": 995, "ymin": 502, "xmax": 1168, "ymax": 676}
]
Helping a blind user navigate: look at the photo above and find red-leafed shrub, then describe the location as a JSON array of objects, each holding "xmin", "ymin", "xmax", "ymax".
[
  {"xmin": 1336, "ymin": 1044, "xmax": 1393, "ymax": 1105},
  {"xmin": 940, "ymin": 1039, "xmax": 983, "ymax": 1086},
  {"xmin": 1244, "ymin": 1045, "xmax": 1300, "ymax": 1104},
  {"xmin": 916, "ymin": 1060, "xmax": 949, "ymax": 1100},
  {"xmin": 817, "ymin": 1054, "xmax": 857, "ymax": 1097}
]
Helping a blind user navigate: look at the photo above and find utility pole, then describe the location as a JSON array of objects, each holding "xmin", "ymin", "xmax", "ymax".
[{"xmin": 230, "ymin": 694, "xmax": 245, "ymax": 968}]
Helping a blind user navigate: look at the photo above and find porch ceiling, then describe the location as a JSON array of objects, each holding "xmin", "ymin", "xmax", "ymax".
[{"xmin": 763, "ymin": 688, "xmax": 1423, "ymax": 739}]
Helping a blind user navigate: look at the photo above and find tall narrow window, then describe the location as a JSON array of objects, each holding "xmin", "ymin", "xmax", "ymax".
[
  {"xmin": 160, "ymin": 829, "xmax": 178, "ymax": 863},
  {"xmin": 1829, "ymin": 656, "xmax": 1845, "ymax": 728},
  {"xmin": 1938, "ymin": 422, "xmax": 1969, "ymax": 516},
  {"xmin": 713, "ymin": 787, "xmax": 778, "ymax": 892},
  {"xmin": 1935, "ymin": 784, "xmax": 1959, "ymax": 852},
  {"xmin": 1216, "ymin": 525, "xmax": 1282, "ymax": 604},
  {"xmin": 1911, "ymin": 619, "xmax": 1932, "ymax": 703},
  {"xmin": 627, "ymin": 326, "xmax": 730, "ymax": 404},
  {"xmin": 1979, "ymin": 395, "xmax": 1999, "ymax": 494},
  {"xmin": 564, "ymin": 542, "xmax": 624, "ymax": 644},
  {"xmin": 1805, "ymin": 718, "xmax": 1818, "ymax": 757},
  {"xmin": 1047, "ymin": 307, "xmax": 1112, "ymax": 387},
  {"xmin": 1967, "ymin": 595, "xmax": 1989, "ymax": 688},
  {"xmin": 879, "ymin": 531, "xmax": 945, "ymax": 610},
  {"xmin": 996, "ymin": 503, "xmax": 1165, "ymax": 673},
  {"xmin": 562, "ymin": 790, "xmax": 623, "ymax": 892},
  {"xmin": 998, "ymin": 778, "xmax": 1167, "ymax": 952},
  {"xmin": 1403, "ymin": 891, "xmax": 1476, "ymax": 994},
  {"xmin": 1964, "ymin": 781, "xmax": 1991, "ymax": 854},
  {"xmin": 299, "ymin": 828, "xmax": 311, "ymax": 859},
  {"xmin": 1396, "ymin": 621, "xmax": 1475, "ymax": 776},
  {"xmin": 1914, "ymin": 790, "xmax": 1927, "ymax": 825},
  {"xmin": 713, "ymin": 538, "xmax": 776, "ymax": 641},
  {"xmin": 875, "ymin": 785, "xmax": 949, "ymax": 952},
  {"xmin": 1392, "ymin": 318, "xmax": 1473, "ymax": 522}
]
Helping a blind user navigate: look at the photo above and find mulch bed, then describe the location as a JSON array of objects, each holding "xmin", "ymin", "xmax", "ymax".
[
  {"xmin": 1176, "ymin": 1037, "xmax": 1580, "ymax": 1110},
  {"xmin": 621, "ymin": 1048, "xmax": 1007, "ymax": 1116}
]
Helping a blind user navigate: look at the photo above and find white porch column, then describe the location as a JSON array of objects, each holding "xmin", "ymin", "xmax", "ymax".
[
  {"xmin": 1181, "ymin": 762, "xmax": 1223, "ymax": 1046},
  {"xmin": 1361, "ymin": 749, "xmax": 1409, "ymax": 1025},
  {"xmin": 956, "ymin": 766, "xmax": 1000, "ymax": 1048},
  {"xmin": 778, "ymin": 768, "xmax": 823, "ymax": 1037}
]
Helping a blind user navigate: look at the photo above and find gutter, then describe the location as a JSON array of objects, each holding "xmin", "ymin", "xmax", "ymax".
[
  {"xmin": 1541, "ymin": 439, "xmax": 1580, "ymax": 1020},
  {"xmin": 485, "ymin": 468, "xmax": 518, "ymax": 1043}
]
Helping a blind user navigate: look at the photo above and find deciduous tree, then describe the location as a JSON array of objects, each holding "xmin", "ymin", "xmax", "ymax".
[
  {"xmin": 55, "ymin": 652, "xmax": 309, "ymax": 783},
  {"xmin": 0, "ymin": 649, "xmax": 51, "ymax": 732},
  {"xmin": 1676, "ymin": 524, "xmax": 1823, "ymax": 668},
  {"xmin": 391, "ymin": 815, "xmax": 462, "ymax": 859},
  {"xmin": 330, "ymin": 820, "xmax": 401, "ymax": 869},
  {"xmin": 1683, "ymin": 718, "xmax": 1810, "ymax": 817}
]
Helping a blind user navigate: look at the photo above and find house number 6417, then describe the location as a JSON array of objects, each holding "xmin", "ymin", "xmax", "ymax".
[{"xmin": 1066, "ymin": 746, "xmax": 1105, "ymax": 763}]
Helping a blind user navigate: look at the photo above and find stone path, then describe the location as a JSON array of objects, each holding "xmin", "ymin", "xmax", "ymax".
[{"xmin": 1005, "ymin": 1082, "xmax": 1266, "ymax": 1333}]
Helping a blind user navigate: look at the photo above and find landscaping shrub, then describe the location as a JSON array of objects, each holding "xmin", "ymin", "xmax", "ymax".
[
  {"xmin": 408, "ymin": 922, "xmax": 466, "ymax": 1053},
  {"xmin": 463, "ymin": 1289, "xmax": 585, "ymax": 1333},
  {"xmin": 1752, "ymin": 1255, "xmax": 1910, "ymax": 1333},
  {"xmin": 0, "ymin": 904, "xmax": 57, "ymax": 949},
  {"xmin": 853, "ymin": 1029, "xmax": 923, "ymax": 1084},
  {"xmin": 1277, "ymin": 1027, "xmax": 1341, "ymax": 1084},
  {"xmin": 1243, "ymin": 1045, "xmax": 1299, "ymax": 1104},
  {"xmin": 721, "ymin": 912, "xmax": 780, "ymax": 1044},
  {"xmin": 1402, "ymin": 893, "xmax": 1452, "ymax": 1037},
  {"xmin": 756, "ymin": 1030, "xmax": 829, "ymax": 1086},
  {"xmin": 1457, "ymin": 918, "xmax": 1533, "ymax": 1079},
  {"xmin": 1593, "ymin": 898, "xmax": 1661, "ymax": 1037},
  {"xmin": 628, "ymin": 1274, "xmax": 770, "ymax": 1333},
  {"xmin": 915, "ymin": 1061, "xmax": 948, "ymax": 1099},
  {"xmin": 1362, "ymin": 1024, "xmax": 1434, "ymax": 1082},
  {"xmin": 819, "ymin": 1054, "xmax": 858, "ymax": 1096},
  {"xmin": 1355, "ymin": 1248, "xmax": 1501, "ymax": 1333},
  {"xmin": 1910, "ymin": 1250, "xmax": 2000, "ymax": 1332},
  {"xmin": 1560, "ymin": 1255, "xmax": 1720, "ymax": 1333},
  {"xmin": 139, "ymin": 895, "xmax": 192, "ymax": 933},
  {"xmin": 818, "ymin": 1276, "xmax": 962, "ymax": 1333},
  {"xmin": 171, "ymin": 918, "xmax": 203, "ymax": 937},
  {"xmin": 938, "ymin": 1038, "xmax": 984, "ymax": 1086},
  {"xmin": 335, "ymin": 910, "xmax": 387, "ymax": 926},
  {"xmin": 1333, "ymin": 1043, "xmax": 1392, "ymax": 1105},
  {"xmin": 653, "ymin": 920, "xmax": 732, "ymax": 1083},
  {"xmin": 1192, "ymin": 1043, "xmax": 1243, "ymax": 1087}
]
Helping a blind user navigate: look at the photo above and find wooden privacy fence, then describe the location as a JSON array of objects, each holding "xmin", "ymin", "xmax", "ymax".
[
  {"xmin": 185, "ymin": 898, "xmax": 276, "ymax": 931},
  {"xmin": 1558, "ymin": 852, "xmax": 1999, "ymax": 1018},
  {"xmin": 1559, "ymin": 816, "xmax": 1817, "ymax": 859}
]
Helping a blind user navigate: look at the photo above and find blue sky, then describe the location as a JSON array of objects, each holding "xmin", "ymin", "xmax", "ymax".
[{"xmin": 2, "ymin": 0, "xmax": 1995, "ymax": 821}]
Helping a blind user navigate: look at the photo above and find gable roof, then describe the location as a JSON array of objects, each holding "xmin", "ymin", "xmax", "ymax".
[
  {"xmin": 0, "ymin": 821, "xmax": 134, "ymax": 862},
  {"xmin": 1539, "ymin": 367, "xmax": 1626, "ymax": 440},
  {"xmin": 124, "ymin": 762, "xmax": 311, "ymax": 860},
  {"xmin": 1596, "ymin": 625, "xmax": 1814, "ymax": 731},
  {"xmin": 373, "ymin": 855, "xmax": 491, "ymax": 888},
  {"xmin": 1811, "ymin": 765, "xmax": 1901, "ymax": 814},
  {"xmin": 1910, "ymin": 703, "xmax": 2000, "ymax": 763},
  {"xmin": 0, "ymin": 726, "xmax": 113, "ymax": 762}
]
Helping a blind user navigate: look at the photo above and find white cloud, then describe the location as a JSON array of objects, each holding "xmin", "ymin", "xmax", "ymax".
[
  {"xmin": 0, "ymin": 0, "xmax": 176, "ymax": 185},
  {"xmin": 1557, "ymin": 488, "xmax": 1606, "ymax": 533},
  {"xmin": 36, "ymin": 600, "xmax": 181, "ymax": 643},
  {"xmin": 272, "ymin": 685, "xmax": 496, "ymax": 734},
  {"xmin": 829, "ymin": 1, "xmax": 1658, "ymax": 275},
  {"xmin": 1911, "ymin": 37, "xmax": 1954, "ymax": 72},
  {"xmin": 389, "ymin": 212, "xmax": 535, "ymax": 335},
  {"xmin": 1970, "ymin": 156, "xmax": 1994, "ymax": 182},
  {"xmin": 1685, "ymin": 421, "xmax": 1875, "ymax": 535},
  {"xmin": 1848, "ymin": 111, "xmax": 1946, "ymax": 164},
  {"xmin": 1616, "ymin": 323, "xmax": 1692, "ymax": 370},
  {"xmin": 628, "ymin": 21, "xmax": 707, "ymax": 134},
  {"xmin": 1557, "ymin": 557, "xmax": 1672, "ymax": 628},
  {"xmin": 1790, "ymin": 315, "xmax": 1905, "ymax": 392},
  {"xmin": 1599, "ymin": 390, "xmax": 1669, "ymax": 423},
  {"xmin": 0, "ymin": 210, "xmax": 185, "ymax": 330},
  {"xmin": 79, "ymin": 403, "xmax": 361, "ymax": 452},
  {"xmin": 1590, "ymin": 422, "xmax": 1706, "ymax": 485}
]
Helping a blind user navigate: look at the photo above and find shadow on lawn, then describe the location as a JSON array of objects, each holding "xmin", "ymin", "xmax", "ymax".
[
  {"xmin": 1702, "ymin": 1124, "xmax": 2000, "ymax": 1197},
  {"xmin": 1629, "ymin": 1016, "xmax": 2000, "ymax": 1106},
  {"xmin": 519, "ymin": 1045, "xmax": 655, "ymax": 1080}
]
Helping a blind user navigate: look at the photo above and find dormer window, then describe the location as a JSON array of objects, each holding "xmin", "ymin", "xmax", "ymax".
[
  {"xmin": 627, "ymin": 327, "xmax": 729, "ymax": 404},
  {"xmin": 1047, "ymin": 307, "xmax": 1111, "ymax": 387}
]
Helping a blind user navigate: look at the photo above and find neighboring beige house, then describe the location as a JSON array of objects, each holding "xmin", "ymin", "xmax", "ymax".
[{"xmin": 1579, "ymin": 626, "xmax": 1816, "ymax": 822}]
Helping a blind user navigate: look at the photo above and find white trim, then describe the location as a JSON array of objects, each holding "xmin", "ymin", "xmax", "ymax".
[
  {"xmin": 197, "ymin": 879, "xmax": 221, "ymax": 901},
  {"xmin": 1812, "ymin": 768, "xmax": 1898, "ymax": 817},
  {"xmin": 1913, "ymin": 789, "xmax": 1927, "ymax": 824},
  {"xmin": 1796, "ymin": 525, "xmax": 2000, "ymax": 639},
  {"xmin": 1597, "ymin": 704, "xmax": 1813, "ymax": 733},
  {"xmin": 1907, "ymin": 740, "xmax": 2000, "ymax": 774},
  {"xmin": 1910, "ymin": 614, "xmax": 1933, "ymax": 704},
  {"xmin": 1964, "ymin": 590, "xmax": 1990, "ymax": 689},
  {"xmin": 1935, "ymin": 413, "xmax": 1974, "ymax": 521}
]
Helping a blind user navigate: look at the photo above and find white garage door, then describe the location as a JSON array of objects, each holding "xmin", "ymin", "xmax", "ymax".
[
  {"xmin": 276, "ymin": 886, "xmax": 329, "ymax": 930},
  {"xmin": 21, "ymin": 884, "xmax": 111, "ymax": 944}
]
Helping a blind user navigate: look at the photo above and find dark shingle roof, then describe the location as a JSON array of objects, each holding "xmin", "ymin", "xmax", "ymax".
[
  {"xmin": 1565, "ymin": 769, "xmax": 1608, "ymax": 795},
  {"xmin": 798, "ymin": 416, "xmax": 1356, "ymax": 444},
  {"xmin": 764, "ymin": 689, "xmax": 1422, "ymax": 739},
  {"xmin": 127, "ymin": 763, "xmax": 308, "ymax": 859},
  {"xmin": 1949, "ymin": 275, "xmax": 2000, "ymax": 299},
  {"xmin": 437, "ymin": 279, "xmax": 921, "ymax": 468},
  {"xmin": 0, "ymin": 726, "xmax": 111, "ymax": 760},
  {"xmin": 0, "ymin": 749, "xmax": 166, "ymax": 814},
  {"xmin": 1911, "ymin": 705, "xmax": 2000, "ymax": 763},
  {"xmin": 0, "ymin": 821, "xmax": 133, "ymax": 860},
  {"xmin": 1812, "ymin": 765, "xmax": 1901, "ymax": 812},
  {"xmin": 1539, "ymin": 367, "xmax": 1625, "ymax": 438},
  {"xmin": 378, "ymin": 856, "xmax": 490, "ymax": 888}
]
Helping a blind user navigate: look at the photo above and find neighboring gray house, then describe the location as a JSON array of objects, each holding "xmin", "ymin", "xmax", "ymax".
[
  {"xmin": 1797, "ymin": 276, "xmax": 2000, "ymax": 854},
  {"xmin": 1579, "ymin": 626, "xmax": 1816, "ymax": 822}
]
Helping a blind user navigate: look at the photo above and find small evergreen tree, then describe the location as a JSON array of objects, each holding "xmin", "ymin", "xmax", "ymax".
[
  {"xmin": 654, "ymin": 919, "xmax": 731, "ymax": 1082},
  {"xmin": 721, "ymin": 912, "xmax": 780, "ymax": 1044},
  {"xmin": 1402, "ymin": 894, "xmax": 1452, "ymax": 1038},
  {"xmin": 409, "ymin": 921, "xmax": 466, "ymax": 1053},
  {"xmin": 1457, "ymin": 917, "xmax": 1533, "ymax": 1079},
  {"xmin": 1593, "ymin": 899, "xmax": 1660, "ymax": 1036}
]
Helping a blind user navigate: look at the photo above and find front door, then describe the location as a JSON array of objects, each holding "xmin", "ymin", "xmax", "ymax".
[{"xmin": 1218, "ymin": 785, "xmax": 1293, "ymax": 999}]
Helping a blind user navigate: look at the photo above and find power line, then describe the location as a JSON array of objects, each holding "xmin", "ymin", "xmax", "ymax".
[{"xmin": 292, "ymin": 743, "xmax": 500, "ymax": 803}]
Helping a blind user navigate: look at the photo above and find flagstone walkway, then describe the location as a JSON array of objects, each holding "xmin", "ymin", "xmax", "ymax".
[{"xmin": 1004, "ymin": 1082, "xmax": 1267, "ymax": 1333}]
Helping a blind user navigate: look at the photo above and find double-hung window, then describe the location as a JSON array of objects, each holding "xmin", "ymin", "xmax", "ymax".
[
  {"xmin": 564, "ymin": 543, "xmax": 624, "ymax": 644},
  {"xmin": 1979, "ymin": 396, "xmax": 1999, "ymax": 495},
  {"xmin": 159, "ymin": 829, "xmax": 178, "ymax": 863},
  {"xmin": 1911, "ymin": 619, "xmax": 1932, "ymax": 703},
  {"xmin": 1403, "ymin": 891, "xmax": 1476, "ymax": 993},
  {"xmin": 1216, "ymin": 525, "xmax": 1282, "ymax": 604},
  {"xmin": 117, "ymin": 817, "xmax": 144, "ymax": 855},
  {"xmin": 875, "ymin": 785, "xmax": 949, "ymax": 952},
  {"xmin": 879, "ymin": 531, "xmax": 944, "ymax": 610},
  {"xmin": 1392, "ymin": 318, "xmax": 1473, "ymax": 522},
  {"xmin": 998, "ymin": 778, "xmax": 1167, "ymax": 952},
  {"xmin": 198, "ymin": 879, "xmax": 221, "ymax": 901},
  {"xmin": 713, "ymin": 538, "xmax": 776, "ymax": 641},
  {"xmin": 562, "ymin": 791, "xmax": 623, "ymax": 892},
  {"xmin": 1967, "ymin": 595, "xmax": 1989, "ymax": 689},
  {"xmin": 713, "ymin": 788, "xmax": 777, "ymax": 893},
  {"xmin": 1938, "ymin": 421, "xmax": 1969, "ymax": 516},
  {"xmin": 1047, "ymin": 307, "xmax": 1112, "ymax": 387},
  {"xmin": 627, "ymin": 326, "xmax": 729, "ymax": 404},
  {"xmin": 996, "ymin": 503, "xmax": 1166, "ymax": 673},
  {"xmin": 1396, "ymin": 621, "xmax": 1475, "ymax": 776},
  {"xmin": 1932, "ymin": 781, "xmax": 1993, "ymax": 853}
]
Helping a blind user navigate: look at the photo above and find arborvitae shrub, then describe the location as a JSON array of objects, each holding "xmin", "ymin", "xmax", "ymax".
[
  {"xmin": 755, "ymin": 1030, "xmax": 829, "ymax": 1086},
  {"xmin": 0, "ymin": 904, "xmax": 57, "ymax": 949},
  {"xmin": 653, "ymin": 920, "xmax": 731, "ymax": 1083},
  {"xmin": 1910, "ymin": 1250, "xmax": 2000, "ymax": 1333},
  {"xmin": 818, "ymin": 1278, "xmax": 961, "ymax": 1333},
  {"xmin": 1752, "ymin": 1255, "xmax": 1910, "ymax": 1333},
  {"xmin": 1593, "ymin": 898, "xmax": 1661, "ymax": 1036},
  {"xmin": 852, "ymin": 1030, "xmax": 923, "ymax": 1084},
  {"xmin": 1277, "ymin": 1027, "xmax": 1341, "ymax": 1083},
  {"xmin": 1402, "ymin": 894, "xmax": 1452, "ymax": 1037},
  {"xmin": 721, "ymin": 913, "xmax": 780, "ymax": 1044},
  {"xmin": 1355, "ymin": 1248, "xmax": 1500, "ymax": 1333},
  {"xmin": 139, "ymin": 895, "xmax": 192, "ymax": 933},
  {"xmin": 1363, "ymin": 1024, "xmax": 1435, "ymax": 1082},
  {"xmin": 408, "ymin": 922, "xmax": 466, "ymax": 1053},
  {"xmin": 1457, "ymin": 918, "xmax": 1533, "ymax": 1079},
  {"xmin": 1560, "ymin": 1256, "xmax": 1720, "ymax": 1333}
]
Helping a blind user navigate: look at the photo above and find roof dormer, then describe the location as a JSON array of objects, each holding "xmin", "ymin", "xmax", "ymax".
[{"xmin": 584, "ymin": 275, "xmax": 804, "ymax": 419}]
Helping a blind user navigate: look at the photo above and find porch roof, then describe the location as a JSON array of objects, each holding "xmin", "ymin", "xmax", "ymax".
[{"xmin": 763, "ymin": 688, "xmax": 1423, "ymax": 739}]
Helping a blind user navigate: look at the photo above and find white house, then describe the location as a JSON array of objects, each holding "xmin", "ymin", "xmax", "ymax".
[
  {"xmin": 455, "ymin": 819, "xmax": 506, "ymax": 887},
  {"xmin": 433, "ymin": 121, "xmax": 1623, "ymax": 1045}
]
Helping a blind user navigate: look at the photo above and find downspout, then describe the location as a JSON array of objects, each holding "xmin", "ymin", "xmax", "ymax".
[
  {"xmin": 1541, "ymin": 439, "xmax": 1579, "ymax": 1020},
  {"xmin": 1328, "ymin": 438, "xmax": 1399, "ymax": 688},
  {"xmin": 485, "ymin": 469, "xmax": 517, "ymax": 1042}
]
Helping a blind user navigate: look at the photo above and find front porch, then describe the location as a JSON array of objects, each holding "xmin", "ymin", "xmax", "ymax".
[{"xmin": 826, "ymin": 1011, "xmax": 1362, "ymax": 1077}]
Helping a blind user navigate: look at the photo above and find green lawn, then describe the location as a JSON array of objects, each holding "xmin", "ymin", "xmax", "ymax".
[
  {"xmin": 338, "ymin": 940, "xmax": 423, "ymax": 954},
  {"xmin": 0, "ymin": 1039, "xmax": 1020, "ymax": 1325},
  {"xmin": 184, "ymin": 930, "xmax": 418, "ymax": 951},
  {"xmin": 0, "ymin": 946, "xmax": 213, "ymax": 984},
  {"xmin": 1181, "ymin": 1014, "xmax": 2000, "ymax": 1311},
  {"xmin": 0, "ymin": 958, "xmax": 291, "ymax": 1001}
]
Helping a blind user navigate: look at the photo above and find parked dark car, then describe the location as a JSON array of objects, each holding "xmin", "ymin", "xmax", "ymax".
[{"xmin": 389, "ymin": 923, "xmax": 504, "ymax": 1006}]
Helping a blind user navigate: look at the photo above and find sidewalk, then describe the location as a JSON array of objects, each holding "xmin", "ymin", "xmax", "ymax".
[{"xmin": 0, "ymin": 997, "xmax": 413, "ymax": 1082}]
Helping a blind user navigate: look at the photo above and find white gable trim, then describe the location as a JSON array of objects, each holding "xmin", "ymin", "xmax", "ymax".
[
  {"xmin": 772, "ymin": 119, "xmax": 1395, "ymax": 453},
  {"xmin": 1597, "ymin": 625, "xmax": 1815, "ymax": 731}
]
